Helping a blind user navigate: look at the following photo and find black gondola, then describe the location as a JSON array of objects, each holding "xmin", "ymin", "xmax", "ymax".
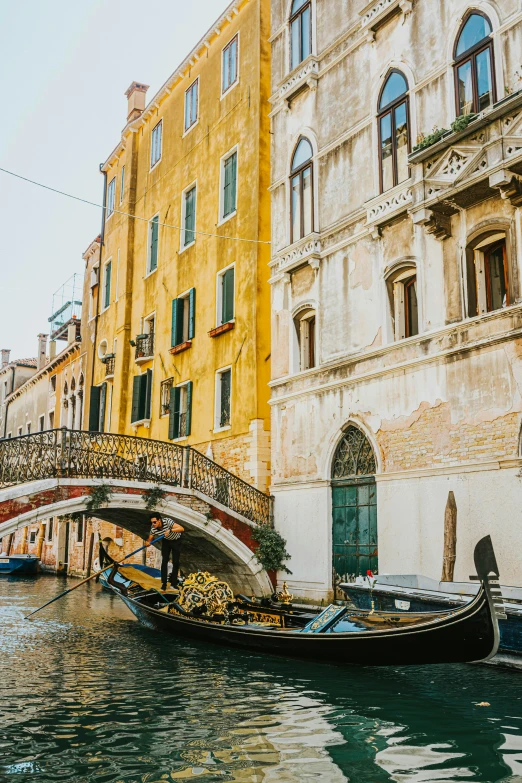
[{"xmin": 104, "ymin": 535, "xmax": 505, "ymax": 666}]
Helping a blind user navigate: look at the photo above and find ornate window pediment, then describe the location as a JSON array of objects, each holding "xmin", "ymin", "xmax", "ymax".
[
  {"xmin": 424, "ymin": 144, "xmax": 485, "ymax": 187},
  {"xmin": 360, "ymin": 0, "xmax": 413, "ymax": 42}
]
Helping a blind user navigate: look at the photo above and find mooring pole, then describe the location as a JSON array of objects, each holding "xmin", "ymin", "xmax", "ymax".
[
  {"xmin": 441, "ymin": 491, "xmax": 457, "ymax": 582},
  {"xmin": 86, "ymin": 530, "xmax": 95, "ymax": 577}
]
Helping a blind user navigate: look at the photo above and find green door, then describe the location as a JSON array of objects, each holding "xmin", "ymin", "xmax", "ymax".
[
  {"xmin": 331, "ymin": 425, "xmax": 378, "ymax": 592},
  {"xmin": 332, "ymin": 479, "xmax": 378, "ymax": 584}
]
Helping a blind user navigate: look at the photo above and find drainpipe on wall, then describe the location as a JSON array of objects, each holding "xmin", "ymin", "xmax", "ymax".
[{"xmin": 88, "ymin": 168, "xmax": 106, "ymax": 415}]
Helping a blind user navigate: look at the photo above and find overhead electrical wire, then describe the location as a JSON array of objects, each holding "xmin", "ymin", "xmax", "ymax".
[{"xmin": 0, "ymin": 166, "xmax": 271, "ymax": 245}]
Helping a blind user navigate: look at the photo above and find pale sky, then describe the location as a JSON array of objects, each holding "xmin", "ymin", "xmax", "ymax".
[{"xmin": 0, "ymin": 0, "xmax": 226, "ymax": 359}]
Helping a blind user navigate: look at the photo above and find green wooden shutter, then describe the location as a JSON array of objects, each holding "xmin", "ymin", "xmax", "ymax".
[
  {"xmin": 222, "ymin": 267, "xmax": 235, "ymax": 323},
  {"xmin": 89, "ymin": 386, "xmax": 101, "ymax": 432},
  {"xmin": 131, "ymin": 376, "xmax": 141, "ymax": 423},
  {"xmin": 99, "ymin": 382, "xmax": 107, "ymax": 433},
  {"xmin": 171, "ymin": 299, "xmax": 179, "ymax": 347},
  {"xmin": 150, "ymin": 217, "xmax": 159, "ymax": 271},
  {"xmin": 144, "ymin": 370, "xmax": 153, "ymax": 420},
  {"xmin": 185, "ymin": 381, "xmax": 193, "ymax": 437},
  {"xmin": 104, "ymin": 261, "xmax": 111, "ymax": 309},
  {"xmin": 230, "ymin": 152, "xmax": 237, "ymax": 213},
  {"xmin": 188, "ymin": 288, "xmax": 196, "ymax": 340},
  {"xmin": 169, "ymin": 386, "xmax": 181, "ymax": 439}
]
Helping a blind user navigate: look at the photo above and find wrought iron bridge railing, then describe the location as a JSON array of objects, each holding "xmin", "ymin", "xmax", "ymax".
[{"xmin": 0, "ymin": 429, "xmax": 272, "ymax": 527}]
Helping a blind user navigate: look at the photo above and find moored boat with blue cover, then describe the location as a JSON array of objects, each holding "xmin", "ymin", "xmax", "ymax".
[{"xmin": 0, "ymin": 554, "xmax": 39, "ymax": 576}]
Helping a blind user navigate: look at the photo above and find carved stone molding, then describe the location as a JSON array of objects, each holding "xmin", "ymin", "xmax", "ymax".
[
  {"xmin": 366, "ymin": 184, "xmax": 412, "ymax": 228},
  {"xmin": 271, "ymin": 234, "xmax": 322, "ymax": 275},
  {"xmin": 279, "ymin": 58, "xmax": 319, "ymax": 104},
  {"xmin": 411, "ymin": 208, "xmax": 452, "ymax": 241},
  {"xmin": 360, "ymin": 0, "xmax": 413, "ymax": 42},
  {"xmin": 489, "ymin": 170, "xmax": 522, "ymax": 207}
]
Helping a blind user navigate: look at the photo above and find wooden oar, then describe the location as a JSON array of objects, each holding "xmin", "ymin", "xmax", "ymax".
[{"xmin": 25, "ymin": 535, "xmax": 164, "ymax": 620}]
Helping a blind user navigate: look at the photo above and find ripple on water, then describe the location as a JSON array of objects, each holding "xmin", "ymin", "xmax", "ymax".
[{"xmin": 1, "ymin": 575, "xmax": 522, "ymax": 782}]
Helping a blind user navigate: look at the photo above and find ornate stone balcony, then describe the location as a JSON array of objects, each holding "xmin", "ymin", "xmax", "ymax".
[
  {"xmin": 365, "ymin": 181, "xmax": 413, "ymax": 236},
  {"xmin": 409, "ymin": 91, "xmax": 522, "ymax": 240},
  {"xmin": 270, "ymin": 233, "xmax": 322, "ymax": 279},
  {"xmin": 359, "ymin": 0, "xmax": 413, "ymax": 42},
  {"xmin": 278, "ymin": 57, "xmax": 319, "ymax": 105}
]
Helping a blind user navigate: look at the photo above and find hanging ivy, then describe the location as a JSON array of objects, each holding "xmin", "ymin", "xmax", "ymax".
[
  {"xmin": 251, "ymin": 525, "xmax": 292, "ymax": 575},
  {"xmin": 143, "ymin": 485, "xmax": 167, "ymax": 511},
  {"xmin": 86, "ymin": 484, "xmax": 113, "ymax": 513}
]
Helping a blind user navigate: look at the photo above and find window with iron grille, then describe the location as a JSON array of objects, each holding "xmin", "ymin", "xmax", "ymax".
[
  {"xmin": 29, "ymin": 530, "xmax": 36, "ymax": 544},
  {"xmin": 216, "ymin": 368, "xmax": 231, "ymax": 430},
  {"xmin": 169, "ymin": 381, "xmax": 193, "ymax": 439}
]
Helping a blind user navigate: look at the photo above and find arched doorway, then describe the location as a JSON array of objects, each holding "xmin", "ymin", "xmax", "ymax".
[{"xmin": 331, "ymin": 425, "xmax": 378, "ymax": 592}]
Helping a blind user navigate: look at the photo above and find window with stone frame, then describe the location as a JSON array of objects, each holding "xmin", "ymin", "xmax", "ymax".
[
  {"xmin": 29, "ymin": 530, "xmax": 37, "ymax": 544},
  {"xmin": 290, "ymin": 137, "xmax": 314, "ymax": 243},
  {"xmin": 222, "ymin": 34, "xmax": 239, "ymax": 93},
  {"xmin": 169, "ymin": 381, "xmax": 193, "ymax": 440},
  {"xmin": 290, "ymin": 0, "xmax": 312, "ymax": 71},
  {"xmin": 378, "ymin": 71, "xmax": 410, "ymax": 193},
  {"xmin": 160, "ymin": 377, "xmax": 173, "ymax": 417},
  {"xmin": 465, "ymin": 232, "xmax": 510, "ymax": 318},
  {"xmin": 294, "ymin": 308, "xmax": 316, "ymax": 371},
  {"xmin": 215, "ymin": 367, "xmax": 232, "ymax": 430},
  {"xmin": 454, "ymin": 11, "xmax": 495, "ymax": 117},
  {"xmin": 386, "ymin": 265, "xmax": 419, "ymax": 341}
]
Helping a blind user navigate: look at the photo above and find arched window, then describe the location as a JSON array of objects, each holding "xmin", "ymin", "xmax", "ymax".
[
  {"xmin": 290, "ymin": 0, "xmax": 312, "ymax": 70},
  {"xmin": 454, "ymin": 12, "xmax": 495, "ymax": 116},
  {"xmin": 332, "ymin": 426, "xmax": 377, "ymax": 479},
  {"xmin": 290, "ymin": 137, "xmax": 314, "ymax": 243},
  {"xmin": 386, "ymin": 264, "xmax": 419, "ymax": 340},
  {"xmin": 465, "ymin": 231, "xmax": 509, "ymax": 317},
  {"xmin": 378, "ymin": 70, "xmax": 410, "ymax": 193},
  {"xmin": 294, "ymin": 307, "xmax": 316, "ymax": 371}
]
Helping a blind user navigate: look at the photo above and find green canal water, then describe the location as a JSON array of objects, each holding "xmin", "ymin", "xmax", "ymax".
[{"xmin": 1, "ymin": 576, "xmax": 522, "ymax": 783}]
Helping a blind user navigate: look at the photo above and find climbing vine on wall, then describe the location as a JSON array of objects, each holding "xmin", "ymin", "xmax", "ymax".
[
  {"xmin": 143, "ymin": 485, "xmax": 167, "ymax": 511},
  {"xmin": 86, "ymin": 484, "xmax": 113, "ymax": 513}
]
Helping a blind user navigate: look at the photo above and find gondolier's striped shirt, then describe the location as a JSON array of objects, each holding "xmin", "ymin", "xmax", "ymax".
[{"xmin": 150, "ymin": 517, "xmax": 182, "ymax": 542}]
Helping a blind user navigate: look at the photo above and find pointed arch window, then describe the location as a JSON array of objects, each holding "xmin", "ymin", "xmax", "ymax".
[
  {"xmin": 454, "ymin": 12, "xmax": 495, "ymax": 116},
  {"xmin": 332, "ymin": 426, "xmax": 377, "ymax": 479},
  {"xmin": 290, "ymin": 0, "xmax": 312, "ymax": 70},
  {"xmin": 378, "ymin": 71, "xmax": 410, "ymax": 193},
  {"xmin": 290, "ymin": 137, "xmax": 314, "ymax": 243}
]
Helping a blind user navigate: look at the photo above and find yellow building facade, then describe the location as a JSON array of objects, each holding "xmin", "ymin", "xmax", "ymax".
[{"xmin": 83, "ymin": 0, "xmax": 271, "ymax": 490}]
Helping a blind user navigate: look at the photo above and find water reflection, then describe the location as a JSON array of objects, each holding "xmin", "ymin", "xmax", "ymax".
[{"xmin": 1, "ymin": 575, "xmax": 522, "ymax": 782}]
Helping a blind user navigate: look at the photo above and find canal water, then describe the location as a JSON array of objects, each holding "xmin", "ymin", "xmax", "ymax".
[{"xmin": 1, "ymin": 576, "xmax": 522, "ymax": 783}]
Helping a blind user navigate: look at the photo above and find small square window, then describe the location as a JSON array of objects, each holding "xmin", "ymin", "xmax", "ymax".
[
  {"xmin": 107, "ymin": 177, "xmax": 116, "ymax": 217},
  {"xmin": 184, "ymin": 79, "xmax": 199, "ymax": 131},
  {"xmin": 222, "ymin": 35, "xmax": 239, "ymax": 94},
  {"xmin": 151, "ymin": 121, "xmax": 163, "ymax": 168},
  {"xmin": 29, "ymin": 530, "xmax": 37, "ymax": 545}
]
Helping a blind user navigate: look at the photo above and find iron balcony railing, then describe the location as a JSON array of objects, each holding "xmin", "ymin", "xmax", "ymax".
[
  {"xmin": 0, "ymin": 428, "xmax": 272, "ymax": 527},
  {"xmin": 104, "ymin": 355, "xmax": 116, "ymax": 377},
  {"xmin": 135, "ymin": 333, "xmax": 154, "ymax": 361}
]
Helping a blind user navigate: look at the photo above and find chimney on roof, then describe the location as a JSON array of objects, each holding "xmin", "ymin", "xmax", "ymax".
[
  {"xmin": 125, "ymin": 82, "xmax": 149, "ymax": 122},
  {"xmin": 67, "ymin": 322, "xmax": 77, "ymax": 345},
  {"xmin": 1, "ymin": 349, "xmax": 10, "ymax": 368},
  {"xmin": 37, "ymin": 334, "xmax": 48, "ymax": 371},
  {"xmin": 49, "ymin": 340, "xmax": 57, "ymax": 361}
]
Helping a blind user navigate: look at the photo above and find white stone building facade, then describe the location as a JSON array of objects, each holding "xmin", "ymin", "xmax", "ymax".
[{"xmin": 269, "ymin": 0, "xmax": 522, "ymax": 599}]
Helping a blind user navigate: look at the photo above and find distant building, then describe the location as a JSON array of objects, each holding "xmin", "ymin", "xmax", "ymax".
[
  {"xmin": 0, "ymin": 350, "xmax": 38, "ymax": 438},
  {"xmin": 269, "ymin": 0, "xmax": 522, "ymax": 599}
]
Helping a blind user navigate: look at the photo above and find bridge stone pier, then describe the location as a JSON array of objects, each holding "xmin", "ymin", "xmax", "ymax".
[{"xmin": 0, "ymin": 430, "xmax": 274, "ymax": 595}]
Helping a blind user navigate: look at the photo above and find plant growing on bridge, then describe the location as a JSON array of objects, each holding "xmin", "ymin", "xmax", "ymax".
[
  {"xmin": 143, "ymin": 485, "xmax": 167, "ymax": 511},
  {"xmin": 252, "ymin": 525, "xmax": 292, "ymax": 575},
  {"xmin": 86, "ymin": 483, "xmax": 113, "ymax": 513}
]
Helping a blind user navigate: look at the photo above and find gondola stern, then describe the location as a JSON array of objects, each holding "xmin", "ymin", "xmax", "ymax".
[{"xmin": 472, "ymin": 536, "xmax": 506, "ymax": 661}]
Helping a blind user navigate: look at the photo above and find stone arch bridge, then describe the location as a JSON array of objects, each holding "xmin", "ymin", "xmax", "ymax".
[{"xmin": 0, "ymin": 429, "xmax": 274, "ymax": 595}]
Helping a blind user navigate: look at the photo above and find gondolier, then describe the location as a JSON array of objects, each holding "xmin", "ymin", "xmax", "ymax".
[{"xmin": 145, "ymin": 514, "xmax": 184, "ymax": 592}]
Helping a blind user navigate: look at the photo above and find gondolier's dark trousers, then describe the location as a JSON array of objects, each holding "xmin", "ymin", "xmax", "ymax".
[{"xmin": 161, "ymin": 538, "xmax": 181, "ymax": 587}]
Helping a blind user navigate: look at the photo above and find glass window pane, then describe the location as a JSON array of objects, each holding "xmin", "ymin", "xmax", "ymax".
[
  {"xmin": 302, "ymin": 167, "xmax": 312, "ymax": 236},
  {"xmin": 291, "ymin": 18, "xmax": 301, "ymax": 70},
  {"xmin": 291, "ymin": 174, "xmax": 301, "ymax": 241},
  {"xmin": 395, "ymin": 102, "xmax": 409, "ymax": 184},
  {"xmin": 230, "ymin": 39, "xmax": 237, "ymax": 84},
  {"xmin": 292, "ymin": 138, "xmax": 313, "ymax": 171},
  {"xmin": 456, "ymin": 13, "xmax": 492, "ymax": 57},
  {"xmin": 476, "ymin": 48, "xmax": 493, "ymax": 111},
  {"xmin": 457, "ymin": 60, "xmax": 473, "ymax": 115},
  {"xmin": 301, "ymin": 7, "xmax": 311, "ymax": 60},
  {"xmin": 379, "ymin": 71, "xmax": 408, "ymax": 110},
  {"xmin": 223, "ymin": 48, "xmax": 230, "ymax": 91},
  {"xmin": 380, "ymin": 113, "xmax": 393, "ymax": 192},
  {"xmin": 291, "ymin": 0, "xmax": 308, "ymax": 13},
  {"xmin": 487, "ymin": 245, "xmax": 507, "ymax": 311},
  {"xmin": 406, "ymin": 279, "xmax": 419, "ymax": 337},
  {"xmin": 185, "ymin": 188, "xmax": 195, "ymax": 245}
]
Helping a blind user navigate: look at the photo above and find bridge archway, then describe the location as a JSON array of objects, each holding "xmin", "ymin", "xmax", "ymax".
[{"xmin": 0, "ymin": 479, "xmax": 273, "ymax": 595}]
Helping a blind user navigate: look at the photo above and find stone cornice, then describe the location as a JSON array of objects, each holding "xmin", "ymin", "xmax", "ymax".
[{"xmin": 7, "ymin": 342, "xmax": 82, "ymax": 403}]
